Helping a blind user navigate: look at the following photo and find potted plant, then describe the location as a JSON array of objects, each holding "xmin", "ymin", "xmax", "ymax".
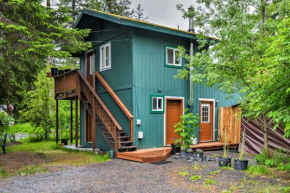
[
  {"xmin": 218, "ymin": 128, "xmax": 232, "ymax": 167},
  {"xmin": 180, "ymin": 147, "xmax": 187, "ymax": 158},
  {"xmin": 187, "ymin": 148, "xmax": 194, "ymax": 158},
  {"xmin": 195, "ymin": 149, "xmax": 204, "ymax": 159},
  {"xmin": 171, "ymin": 138, "xmax": 181, "ymax": 155},
  {"xmin": 51, "ymin": 67, "xmax": 58, "ymax": 76},
  {"xmin": 174, "ymin": 111, "xmax": 199, "ymax": 158},
  {"xmin": 234, "ymin": 129, "xmax": 248, "ymax": 170}
]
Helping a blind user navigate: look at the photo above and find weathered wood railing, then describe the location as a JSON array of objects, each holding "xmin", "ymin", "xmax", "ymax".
[
  {"xmin": 95, "ymin": 72, "xmax": 134, "ymax": 141},
  {"xmin": 77, "ymin": 70, "xmax": 122, "ymax": 151},
  {"xmin": 54, "ymin": 70, "xmax": 79, "ymax": 99}
]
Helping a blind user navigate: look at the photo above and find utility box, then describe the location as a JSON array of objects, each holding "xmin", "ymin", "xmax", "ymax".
[
  {"xmin": 136, "ymin": 119, "xmax": 141, "ymax": 126},
  {"xmin": 138, "ymin": 131, "xmax": 143, "ymax": 139}
]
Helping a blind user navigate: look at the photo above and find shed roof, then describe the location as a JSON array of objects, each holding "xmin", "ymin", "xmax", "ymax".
[{"xmin": 74, "ymin": 8, "xmax": 217, "ymax": 40}]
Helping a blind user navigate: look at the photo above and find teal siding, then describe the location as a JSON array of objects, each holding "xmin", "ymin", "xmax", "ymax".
[
  {"xmin": 192, "ymin": 83, "xmax": 240, "ymax": 142},
  {"xmin": 79, "ymin": 17, "xmax": 133, "ymax": 150},
  {"xmin": 132, "ymin": 29, "xmax": 189, "ymax": 149}
]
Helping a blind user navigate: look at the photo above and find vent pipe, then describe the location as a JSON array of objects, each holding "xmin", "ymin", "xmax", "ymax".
[{"xmin": 188, "ymin": 6, "xmax": 195, "ymax": 33}]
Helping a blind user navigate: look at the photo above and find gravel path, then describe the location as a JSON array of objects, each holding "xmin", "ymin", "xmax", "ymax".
[{"xmin": 0, "ymin": 151, "xmax": 288, "ymax": 193}]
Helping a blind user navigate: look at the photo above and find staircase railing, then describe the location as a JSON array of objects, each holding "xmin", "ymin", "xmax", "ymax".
[
  {"xmin": 95, "ymin": 72, "xmax": 134, "ymax": 141},
  {"xmin": 77, "ymin": 70, "xmax": 122, "ymax": 151}
]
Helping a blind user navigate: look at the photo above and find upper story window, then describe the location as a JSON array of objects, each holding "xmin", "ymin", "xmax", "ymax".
[
  {"xmin": 89, "ymin": 55, "xmax": 94, "ymax": 75},
  {"xmin": 100, "ymin": 42, "xmax": 111, "ymax": 71},
  {"xmin": 165, "ymin": 47, "xmax": 182, "ymax": 67}
]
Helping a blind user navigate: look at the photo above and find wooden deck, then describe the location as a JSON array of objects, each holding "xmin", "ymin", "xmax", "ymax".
[
  {"xmin": 190, "ymin": 142, "xmax": 239, "ymax": 151},
  {"xmin": 117, "ymin": 147, "xmax": 172, "ymax": 163}
]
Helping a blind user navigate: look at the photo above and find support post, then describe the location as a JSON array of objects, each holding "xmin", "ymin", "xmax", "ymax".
[
  {"xmin": 75, "ymin": 97, "xmax": 78, "ymax": 148},
  {"xmin": 56, "ymin": 100, "xmax": 59, "ymax": 144},
  {"xmin": 92, "ymin": 98, "xmax": 96, "ymax": 150},
  {"xmin": 70, "ymin": 100, "xmax": 73, "ymax": 144}
]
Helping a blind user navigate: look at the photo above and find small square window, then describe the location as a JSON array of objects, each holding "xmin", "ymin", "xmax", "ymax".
[
  {"xmin": 100, "ymin": 42, "xmax": 111, "ymax": 71},
  {"xmin": 151, "ymin": 95, "xmax": 164, "ymax": 113},
  {"xmin": 166, "ymin": 47, "xmax": 182, "ymax": 67}
]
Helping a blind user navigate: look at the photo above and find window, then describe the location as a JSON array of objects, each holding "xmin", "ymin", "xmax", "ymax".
[
  {"xmin": 201, "ymin": 104, "xmax": 210, "ymax": 123},
  {"xmin": 89, "ymin": 55, "xmax": 94, "ymax": 75},
  {"xmin": 166, "ymin": 47, "xmax": 182, "ymax": 67},
  {"xmin": 100, "ymin": 42, "xmax": 111, "ymax": 71},
  {"xmin": 150, "ymin": 95, "xmax": 164, "ymax": 113}
]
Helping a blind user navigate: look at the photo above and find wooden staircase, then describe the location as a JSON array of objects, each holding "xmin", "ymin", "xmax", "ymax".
[{"xmin": 52, "ymin": 69, "xmax": 136, "ymax": 152}]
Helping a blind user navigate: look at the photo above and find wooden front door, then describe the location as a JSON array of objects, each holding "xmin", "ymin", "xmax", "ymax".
[
  {"xmin": 166, "ymin": 99, "xmax": 183, "ymax": 145},
  {"xmin": 85, "ymin": 52, "xmax": 94, "ymax": 142},
  {"xmin": 199, "ymin": 101, "xmax": 214, "ymax": 142}
]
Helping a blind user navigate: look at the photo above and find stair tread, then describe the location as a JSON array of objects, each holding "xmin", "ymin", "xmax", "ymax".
[
  {"xmin": 111, "ymin": 141, "xmax": 133, "ymax": 144},
  {"xmin": 120, "ymin": 146, "xmax": 137, "ymax": 149}
]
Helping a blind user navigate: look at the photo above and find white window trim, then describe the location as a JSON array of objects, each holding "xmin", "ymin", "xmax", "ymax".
[
  {"xmin": 163, "ymin": 96, "xmax": 184, "ymax": 146},
  {"xmin": 199, "ymin": 98, "xmax": 215, "ymax": 141},
  {"xmin": 99, "ymin": 42, "xmax": 111, "ymax": 72},
  {"xmin": 152, "ymin": 97, "xmax": 163, "ymax": 112},
  {"xmin": 201, "ymin": 104, "xmax": 210, "ymax": 123},
  {"xmin": 166, "ymin": 47, "xmax": 182, "ymax": 66}
]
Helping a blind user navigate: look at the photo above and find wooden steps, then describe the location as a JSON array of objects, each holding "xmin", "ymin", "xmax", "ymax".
[{"xmin": 117, "ymin": 147, "xmax": 172, "ymax": 163}]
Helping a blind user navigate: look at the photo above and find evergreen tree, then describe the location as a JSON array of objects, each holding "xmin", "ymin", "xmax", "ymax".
[
  {"xmin": 133, "ymin": 4, "xmax": 148, "ymax": 21},
  {"xmin": 0, "ymin": 0, "xmax": 91, "ymax": 112}
]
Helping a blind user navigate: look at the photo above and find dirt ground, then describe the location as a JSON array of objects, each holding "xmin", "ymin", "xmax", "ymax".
[{"xmin": 0, "ymin": 150, "xmax": 289, "ymax": 193}]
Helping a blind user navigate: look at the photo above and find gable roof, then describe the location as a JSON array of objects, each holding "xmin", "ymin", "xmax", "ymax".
[{"xmin": 74, "ymin": 8, "xmax": 216, "ymax": 40}]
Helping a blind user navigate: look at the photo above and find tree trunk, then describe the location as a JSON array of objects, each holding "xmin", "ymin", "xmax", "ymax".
[
  {"xmin": 72, "ymin": 0, "xmax": 76, "ymax": 22},
  {"xmin": 263, "ymin": 127, "xmax": 270, "ymax": 158}
]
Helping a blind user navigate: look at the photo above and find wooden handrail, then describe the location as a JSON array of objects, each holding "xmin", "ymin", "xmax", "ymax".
[
  {"xmin": 77, "ymin": 70, "xmax": 123, "ymax": 131},
  {"xmin": 95, "ymin": 72, "xmax": 134, "ymax": 141}
]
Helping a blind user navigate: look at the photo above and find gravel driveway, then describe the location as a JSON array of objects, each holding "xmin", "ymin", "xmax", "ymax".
[{"xmin": 0, "ymin": 151, "xmax": 289, "ymax": 193}]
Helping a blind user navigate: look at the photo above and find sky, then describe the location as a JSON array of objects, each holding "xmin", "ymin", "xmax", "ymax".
[{"xmin": 130, "ymin": 0, "xmax": 197, "ymax": 31}]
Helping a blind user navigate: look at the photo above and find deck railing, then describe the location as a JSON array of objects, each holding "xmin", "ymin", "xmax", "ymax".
[{"xmin": 54, "ymin": 70, "xmax": 79, "ymax": 98}]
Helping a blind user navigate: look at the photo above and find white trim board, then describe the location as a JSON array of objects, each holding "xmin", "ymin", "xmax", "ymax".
[
  {"xmin": 163, "ymin": 96, "xmax": 185, "ymax": 146},
  {"xmin": 198, "ymin": 98, "xmax": 215, "ymax": 141}
]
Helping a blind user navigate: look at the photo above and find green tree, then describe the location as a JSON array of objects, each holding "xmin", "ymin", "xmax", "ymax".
[
  {"xmin": 175, "ymin": 0, "xmax": 289, "ymax": 158},
  {"xmin": 20, "ymin": 69, "xmax": 55, "ymax": 140},
  {"xmin": 0, "ymin": 0, "xmax": 91, "ymax": 113},
  {"xmin": 133, "ymin": 4, "xmax": 148, "ymax": 21}
]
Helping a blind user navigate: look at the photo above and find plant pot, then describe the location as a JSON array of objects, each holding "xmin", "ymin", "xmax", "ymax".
[
  {"xmin": 180, "ymin": 151, "xmax": 187, "ymax": 158},
  {"xmin": 176, "ymin": 146, "xmax": 181, "ymax": 153},
  {"xmin": 109, "ymin": 150, "xmax": 115, "ymax": 159},
  {"xmin": 60, "ymin": 138, "xmax": 68, "ymax": 145},
  {"xmin": 51, "ymin": 68, "xmax": 58, "ymax": 76},
  {"xmin": 195, "ymin": 152, "xmax": 203, "ymax": 159},
  {"xmin": 58, "ymin": 70, "xmax": 64, "ymax": 75},
  {"xmin": 65, "ymin": 69, "xmax": 71, "ymax": 73},
  {"xmin": 218, "ymin": 157, "xmax": 232, "ymax": 167},
  {"xmin": 171, "ymin": 144, "xmax": 176, "ymax": 155},
  {"xmin": 46, "ymin": 72, "xmax": 52, "ymax": 77},
  {"xmin": 186, "ymin": 151, "xmax": 194, "ymax": 158},
  {"xmin": 234, "ymin": 159, "xmax": 248, "ymax": 170}
]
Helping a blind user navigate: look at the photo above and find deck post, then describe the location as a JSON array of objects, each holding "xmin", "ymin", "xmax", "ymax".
[
  {"xmin": 70, "ymin": 100, "xmax": 73, "ymax": 144},
  {"xmin": 75, "ymin": 96, "xmax": 78, "ymax": 148},
  {"xmin": 92, "ymin": 99, "xmax": 96, "ymax": 150},
  {"xmin": 56, "ymin": 99, "xmax": 59, "ymax": 144}
]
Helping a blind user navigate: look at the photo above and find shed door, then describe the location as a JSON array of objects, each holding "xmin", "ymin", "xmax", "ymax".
[
  {"xmin": 199, "ymin": 101, "xmax": 214, "ymax": 142},
  {"xmin": 166, "ymin": 100, "xmax": 182, "ymax": 145}
]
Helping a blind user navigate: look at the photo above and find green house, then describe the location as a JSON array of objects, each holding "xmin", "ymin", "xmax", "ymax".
[{"xmin": 54, "ymin": 9, "xmax": 239, "ymax": 152}]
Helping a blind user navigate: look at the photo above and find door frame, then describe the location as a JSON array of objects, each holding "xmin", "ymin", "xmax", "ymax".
[
  {"xmin": 163, "ymin": 96, "xmax": 184, "ymax": 146},
  {"xmin": 85, "ymin": 49, "xmax": 95, "ymax": 143},
  {"xmin": 198, "ymin": 98, "xmax": 215, "ymax": 142}
]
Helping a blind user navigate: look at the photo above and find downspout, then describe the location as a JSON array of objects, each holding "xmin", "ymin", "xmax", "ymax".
[{"xmin": 189, "ymin": 42, "xmax": 194, "ymax": 109}]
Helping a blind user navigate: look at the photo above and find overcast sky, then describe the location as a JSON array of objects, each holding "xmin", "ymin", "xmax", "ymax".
[{"xmin": 130, "ymin": 0, "xmax": 197, "ymax": 31}]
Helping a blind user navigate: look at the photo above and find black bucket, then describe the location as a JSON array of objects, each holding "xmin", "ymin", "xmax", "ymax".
[
  {"xmin": 58, "ymin": 70, "xmax": 64, "ymax": 75},
  {"xmin": 218, "ymin": 157, "xmax": 232, "ymax": 167},
  {"xmin": 234, "ymin": 159, "xmax": 248, "ymax": 170},
  {"xmin": 51, "ymin": 68, "xmax": 58, "ymax": 76},
  {"xmin": 60, "ymin": 138, "xmax": 68, "ymax": 145},
  {"xmin": 171, "ymin": 144, "xmax": 176, "ymax": 155}
]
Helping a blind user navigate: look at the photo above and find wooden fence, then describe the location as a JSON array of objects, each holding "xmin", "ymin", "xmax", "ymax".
[{"xmin": 218, "ymin": 106, "xmax": 241, "ymax": 144}]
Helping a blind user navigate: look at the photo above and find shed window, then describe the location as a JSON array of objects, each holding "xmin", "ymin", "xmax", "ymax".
[
  {"xmin": 100, "ymin": 42, "xmax": 111, "ymax": 71},
  {"xmin": 166, "ymin": 47, "xmax": 182, "ymax": 66},
  {"xmin": 151, "ymin": 95, "xmax": 164, "ymax": 113},
  {"xmin": 201, "ymin": 104, "xmax": 210, "ymax": 123}
]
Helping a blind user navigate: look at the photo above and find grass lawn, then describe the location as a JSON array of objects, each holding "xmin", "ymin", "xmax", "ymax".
[{"xmin": 0, "ymin": 141, "xmax": 109, "ymax": 179}]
